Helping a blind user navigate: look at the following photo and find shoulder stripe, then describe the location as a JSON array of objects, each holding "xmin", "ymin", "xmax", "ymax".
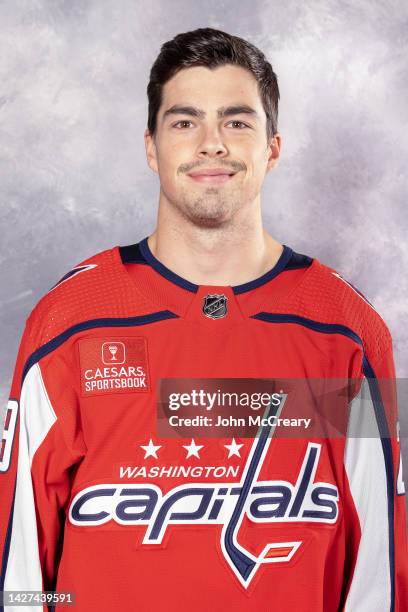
[
  {"xmin": 330, "ymin": 272, "xmax": 377, "ymax": 312},
  {"xmin": 251, "ymin": 312, "xmax": 363, "ymax": 348},
  {"xmin": 22, "ymin": 311, "xmax": 179, "ymax": 384},
  {"xmin": 49, "ymin": 264, "xmax": 98, "ymax": 292}
]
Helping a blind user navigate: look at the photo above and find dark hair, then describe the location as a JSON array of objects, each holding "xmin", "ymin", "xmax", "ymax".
[{"xmin": 147, "ymin": 28, "xmax": 280, "ymax": 142}]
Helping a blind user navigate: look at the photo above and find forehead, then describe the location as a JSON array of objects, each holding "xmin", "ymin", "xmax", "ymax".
[{"xmin": 160, "ymin": 64, "xmax": 263, "ymax": 112}]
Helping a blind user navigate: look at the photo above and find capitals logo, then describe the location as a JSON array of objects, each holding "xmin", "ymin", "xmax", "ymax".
[{"xmin": 68, "ymin": 396, "xmax": 339, "ymax": 588}]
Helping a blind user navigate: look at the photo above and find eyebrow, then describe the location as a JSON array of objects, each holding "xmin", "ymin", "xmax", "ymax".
[{"xmin": 162, "ymin": 104, "xmax": 260, "ymax": 122}]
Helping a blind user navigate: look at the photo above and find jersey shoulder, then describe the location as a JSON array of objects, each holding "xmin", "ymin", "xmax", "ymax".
[
  {"xmin": 26, "ymin": 245, "xmax": 154, "ymax": 348},
  {"xmin": 279, "ymin": 252, "xmax": 392, "ymax": 364}
]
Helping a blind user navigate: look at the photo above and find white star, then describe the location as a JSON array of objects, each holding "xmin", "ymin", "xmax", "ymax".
[
  {"xmin": 182, "ymin": 438, "xmax": 204, "ymax": 458},
  {"xmin": 224, "ymin": 438, "xmax": 243, "ymax": 458},
  {"xmin": 140, "ymin": 438, "xmax": 162, "ymax": 459}
]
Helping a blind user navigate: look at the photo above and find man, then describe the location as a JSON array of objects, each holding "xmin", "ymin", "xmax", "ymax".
[{"xmin": 1, "ymin": 27, "xmax": 407, "ymax": 611}]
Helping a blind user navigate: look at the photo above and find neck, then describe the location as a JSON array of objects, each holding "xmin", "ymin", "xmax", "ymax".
[{"xmin": 147, "ymin": 196, "xmax": 283, "ymax": 287}]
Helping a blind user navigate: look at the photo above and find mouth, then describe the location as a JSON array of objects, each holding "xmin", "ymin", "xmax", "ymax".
[{"xmin": 187, "ymin": 172, "xmax": 237, "ymax": 185}]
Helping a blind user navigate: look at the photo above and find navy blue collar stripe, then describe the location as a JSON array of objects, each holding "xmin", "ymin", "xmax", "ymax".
[{"xmin": 119, "ymin": 238, "xmax": 313, "ymax": 294}]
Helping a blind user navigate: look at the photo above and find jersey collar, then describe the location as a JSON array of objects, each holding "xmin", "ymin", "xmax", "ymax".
[{"xmin": 123, "ymin": 236, "xmax": 294, "ymax": 295}]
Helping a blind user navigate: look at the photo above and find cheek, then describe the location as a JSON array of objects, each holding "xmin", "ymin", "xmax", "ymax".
[
  {"xmin": 234, "ymin": 139, "xmax": 267, "ymax": 168},
  {"xmin": 247, "ymin": 148, "xmax": 269, "ymax": 179},
  {"xmin": 156, "ymin": 149, "xmax": 181, "ymax": 179},
  {"xmin": 161, "ymin": 142, "xmax": 191, "ymax": 174}
]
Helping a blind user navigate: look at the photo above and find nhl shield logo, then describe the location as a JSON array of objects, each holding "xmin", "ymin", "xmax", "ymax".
[{"xmin": 202, "ymin": 294, "xmax": 228, "ymax": 319}]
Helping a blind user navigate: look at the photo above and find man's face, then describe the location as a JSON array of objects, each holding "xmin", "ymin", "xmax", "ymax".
[{"xmin": 145, "ymin": 64, "xmax": 281, "ymax": 228}]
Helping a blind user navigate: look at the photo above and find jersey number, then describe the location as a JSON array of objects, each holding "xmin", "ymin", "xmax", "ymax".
[
  {"xmin": 396, "ymin": 420, "xmax": 406, "ymax": 496},
  {"xmin": 0, "ymin": 399, "xmax": 18, "ymax": 472}
]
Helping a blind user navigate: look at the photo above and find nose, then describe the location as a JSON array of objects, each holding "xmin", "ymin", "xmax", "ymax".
[{"xmin": 196, "ymin": 125, "xmax": 228, "ymax": 158}]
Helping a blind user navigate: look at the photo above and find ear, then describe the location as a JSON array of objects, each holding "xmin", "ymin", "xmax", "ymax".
[
  {"xmin": 266, "ymin": 133, "xmax": 282, "ymax": 173},
  {"xmin": 144, "ymin": 128, "xmax": 159, "ymax": 174}
]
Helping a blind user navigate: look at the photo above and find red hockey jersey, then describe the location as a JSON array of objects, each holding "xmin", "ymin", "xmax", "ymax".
[{"xmin": 1, "ymin": 236, "xmax": 407, "ymax": 611}]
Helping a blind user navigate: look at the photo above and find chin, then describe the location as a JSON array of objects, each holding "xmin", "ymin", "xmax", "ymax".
[{"xmin": 189, "ymin": 210, "xmax": 233, "ymax": 227}]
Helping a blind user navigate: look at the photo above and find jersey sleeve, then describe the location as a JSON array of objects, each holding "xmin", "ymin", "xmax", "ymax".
[
  {"xmin": 343, "ymin": 341, "xmax": 408, "ymax": 611},
  {"xmin": 0, "ymin": 314, "xmax": 84, "ymax": 611}
]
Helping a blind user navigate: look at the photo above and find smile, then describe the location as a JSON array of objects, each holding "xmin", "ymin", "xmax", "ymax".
[{"xmin": 188, "ymin": 173, "xmax": 236, "ymax": 184}]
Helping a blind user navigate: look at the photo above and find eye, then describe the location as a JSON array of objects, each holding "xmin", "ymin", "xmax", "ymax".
[
  {"xmin": 172, "ymin": 120, "xmax": 250, "ymax": 129},
  {"xmin": 228, "ymin": 120, "xmax": 249, "ymax": 129},
  {"xmin": 173, "ymin": 120, "xmax": 194, "ymax": 128}
]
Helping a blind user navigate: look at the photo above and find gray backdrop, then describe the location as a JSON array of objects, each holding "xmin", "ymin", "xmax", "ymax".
[{"xmin": 1, "ymin": 0, "xmax": 407, "ymax": 515}]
